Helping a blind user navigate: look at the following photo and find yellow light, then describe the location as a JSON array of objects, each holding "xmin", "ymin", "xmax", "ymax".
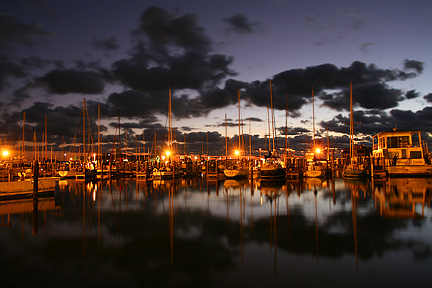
[
  {"xmin": 166, "ymin": 150, "xmax": 171, "ymax": 156},
  {"xmin": 2, "ymin": 150, "xmax": 9, "ymax": 157},
  {"xmin": 315, "ymin": 148, "xmax": 321, "ymax": 154},
  {"xmin": 234, "ymin": 150, "xmax": 240, "ymax": 156}
]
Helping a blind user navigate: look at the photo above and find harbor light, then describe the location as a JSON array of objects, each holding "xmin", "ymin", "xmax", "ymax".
[
  {"xmin": 315, "ymin": 148, "xmax": 321, "ymax": 154},
  {"xmin": 166, "ymin": 150, "xmax": 171, "ymax": 157},
  {"xmin": 2, "ymin": 150, "xmax": 9, "ymax": 157}
]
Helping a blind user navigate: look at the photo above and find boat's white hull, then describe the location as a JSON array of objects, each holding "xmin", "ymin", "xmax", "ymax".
[
  {"xmin": 304, "ymin": 169, "xmax": 325, "ymax": 178},
  {"xmin": 387, "ymin": 165, "xmax": 432, "ymax": 176},
  {"xmin": 223, "ymin": 168, "xmax": 249, "ymax": 179}
]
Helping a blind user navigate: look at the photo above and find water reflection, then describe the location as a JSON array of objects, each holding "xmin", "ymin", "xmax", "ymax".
[
  {"xmin": 1, "ymin": 177, "xmax": 432, "ymax": 287},
  {"xmin": 373, "ymin": 178, "xmax": 431, "ymax": 218}
]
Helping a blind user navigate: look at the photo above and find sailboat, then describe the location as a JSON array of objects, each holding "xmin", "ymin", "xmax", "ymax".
[
  {"xmin": 343, "ymin": 82, "xmax": 369, "ymax": 179},
  {"xmin": 259, "ymin": 80, "xmax": 286, "ymax": 181},
  {"xmin": 304, "ymin": 87, "xmax": 331, "ymax": 178},
  {"xmin": 223, "ymin": 90, "xmax": 250, "ymax": 180},
  {"xmin": 153, "ymin": 87, "xmax": 180, "ymax": 180}
]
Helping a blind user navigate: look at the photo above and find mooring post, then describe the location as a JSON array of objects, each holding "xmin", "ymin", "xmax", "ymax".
[
  {"xmin": 33, "ymin": 160, "xmax": 39, "ymax": 235},
  {"xmin": 33, "ymin": 160, "xmax": 39, "ymax": 196}
]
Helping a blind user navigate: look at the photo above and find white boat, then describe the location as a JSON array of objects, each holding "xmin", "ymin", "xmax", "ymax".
[
  {"xmin": 372, "ymin": 130, "xmax": 432, "ymax": 177},
  {"xmin": 0, "ymin": 177, "xmax": 57, "ymax": 199},
  {"xmin": 223, "ymin": 165, "xmax": 249, "ymax": 179},
  {"xmin": 304, "ymin": 87, "xmax": 331, "ymax": 178},
  {"xmin": 343, "ymin": 83, "xmax": 369, "ymax": 179},
  {"xmin": 260, "ymin": 159, "xmax": 285, "ymax": 181},
  {"xmin": 343, "ymin": 163, "xmax": 369, "ymax": 179},
  {"xmin": 152, "ymin": 167, "xmax": 180, "ymax": 180},
  {"xmin": 304, "ymin": 162, "xmax": 327, "ymax": 178}
]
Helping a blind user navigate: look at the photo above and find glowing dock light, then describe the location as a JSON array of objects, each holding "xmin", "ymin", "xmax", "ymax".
[{"xmin": 2, "ymin": 150, "xmax": 9, "ymax": 157}]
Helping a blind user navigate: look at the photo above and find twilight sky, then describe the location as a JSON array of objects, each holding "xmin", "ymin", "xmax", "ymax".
[{"xmin": 1, "ymin": 0, "xmax": 432, "ymax": 156}]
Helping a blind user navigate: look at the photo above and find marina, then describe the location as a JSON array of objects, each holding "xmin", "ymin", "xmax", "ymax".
[
  {"xmin": 1, "ymin": 1, "xmax": 431, "ymax": 286},
  {"xmin": 1, "ymin": 175, "xmax": 431, "ymax": 287}
]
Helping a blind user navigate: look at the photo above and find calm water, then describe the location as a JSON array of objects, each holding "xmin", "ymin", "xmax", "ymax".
[{"xmin": 1, "ymin": 176, "xmax": 432, "ymax": 287}]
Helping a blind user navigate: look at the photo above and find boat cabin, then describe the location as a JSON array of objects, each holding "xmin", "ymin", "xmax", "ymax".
[{"xmin": 372, "ymin": 130, "xmax": 428, "ymax": 166}]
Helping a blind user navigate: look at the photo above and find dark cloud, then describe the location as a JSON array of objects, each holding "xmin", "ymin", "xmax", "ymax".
[
  {"xmin": 403, "ymin": 59, "xmax": 423, "ymax": 74},
  {"xmin": 405, "ymin": 90, "xmax": 419, "ymax": 100},
  {"xmin": 424, "ymin": 93, "xmax": 432, "ymax": 103},
  {"xmin": 0, "ymin": 13, "xmax": 54, "ymax": 51},
  {"xmin": 0, "ymin": 53, "xmax": 28, "ymax": 91},
  {"xmin": 322, "ymin": 107, "xmax": 432, "ymax": 140},
  {"xmin": 107, "ymin": 89, "xmax": 164, "ymax": 119},
  {"xmin": 0, "ymin": 6, "xmax": 430, "ymax": 156},
  {"xmin": 222, "ymin": 13, "xmax": 262, "ymax": 34},
  {"xmin": 136, "ymin": 6, "xmax": 211, "ymax": 56},
  {"xmin": 37, "ymin": 68, "xmax": 105, "ymax": 94}
]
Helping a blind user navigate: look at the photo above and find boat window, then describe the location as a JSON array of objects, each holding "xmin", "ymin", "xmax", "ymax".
[
  {"xmin": 401, "ymin": 149, "xmax": 407, "ymax": 159},
  {"xmin": 410, "ymin": 151, "xmax": 422, "ymax": 159},
  {"xmin": 379, "ymin": 137, "xmax": 385, "ymax": 149},
  {"xmin": 387, "ymin": 137, "xmax": 399, "ymax": 148},
  {"xmin": 399, "ymin": 136, "xmax": 410, "ymax": 147}
]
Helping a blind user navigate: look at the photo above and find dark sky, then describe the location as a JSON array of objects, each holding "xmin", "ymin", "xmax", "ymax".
[{"xmin": 1, "ymin": 0, "xmax": 432, "ymax": 156}]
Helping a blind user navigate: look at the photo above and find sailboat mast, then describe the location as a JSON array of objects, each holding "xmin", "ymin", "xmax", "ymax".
[
  {"xmin": 267, "ymin": 107, "xmax": 271, "ymax": 153},
  {"xmin": 168, "ymin": 87, "xmax": 173, "ymax": 151},
  {"xmin": 350, "ymin": 82, "xmax": 353, "ymax": 159},
  {"xmin": 285, "ymin": 93, "xmax": 288, "ymax": 158},
  {"xmin": 249, "ymin": 117, "xmax": 252, "ymax": 157},
  {"xmin": 270, "ymin": 80, "xmax": 275, "ymax": 152},
  {"xmin": 98, "ymin": 105, "xmax": 101, "ymax": 159},
  {"xmin": 225, "ymin": 113, "xmax": 228, "ymax": 159},
  {"xmin": 45, "ymin": 114, "xmax": 47, "ymax": 161},
  {"xmin": 83, "ymin": 98, "xmax": 86, "ymax": 157},
  {"xmin": 312, "ymin": 87, "xmax": 315, "ymax": 147},
  {"xmin": 238, "ymin": 89, "xmax": 241, "ymax": 151},
  {"xmin": 22, "ymin": 112, "xmax": 25, "ymax": 158}
]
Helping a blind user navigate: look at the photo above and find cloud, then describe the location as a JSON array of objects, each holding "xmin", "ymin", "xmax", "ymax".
[
  {"xmin": 107, "ymin": 89, "xmax": 165, "ymax": 119},
  {"xmin": 1, "ymin": 6, "xmax": 431, "ymax": 155},
  {"xmin": 36, "ymin": 68, "xmax": 106, "ymax": 94},
  {"xmin": 112, "ymin": 6, "xmax": 238, "ymax": 93},
  {"xmin": 424, "ymin": 93, "xmax": 432, "ymax": 103},
  {"xmin": 404, "ymin": 59, "xmax": 423, "ymax": 74},
  {"xmin": 0, "ymin": 13, "xmax": 54, "ymax": 51},
  {"xmin": 222, "ymin": 13, "xmax": 262, "ymax": 34},
  {"xmin": 405, "ymin": 90, "xmax": 419, "ymax": 100},
  {"xmin": 0, "ymin": 53, "xmax": 28, "ymax": 91}
]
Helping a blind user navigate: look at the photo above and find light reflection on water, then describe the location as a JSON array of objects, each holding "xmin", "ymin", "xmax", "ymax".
[{"xmin": 1, "ymin": 177, "xmax": 432, "ymax": 287}]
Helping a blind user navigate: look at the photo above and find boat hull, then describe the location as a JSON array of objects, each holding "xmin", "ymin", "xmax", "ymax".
[
  {"xmin": 0, "ymin": 178, "xmax": 57, "ymax": 199},
  {"xmin": 260, "ymin": 167, "xmax": 286, "ymax": 181},
  {"xmin": 343, "ymin": 169, "xmax": 369, "ymax": 179},
  {"xmin": 223, "ymin": 168, "xmax": 249, "ymax": 179},
  {"xmin": 304, "ymin": 170, "xmax": 325, "ymax": 178},
  {"xmin": 387, "ymin": 165, "xmax": 432, "ymax": 177}
]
